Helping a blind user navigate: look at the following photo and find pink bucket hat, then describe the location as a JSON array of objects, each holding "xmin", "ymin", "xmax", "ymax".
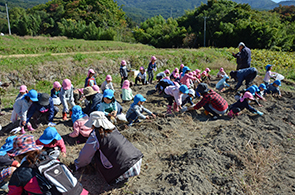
[
  {"xmin": 53, "ymin": 81, "xmax": 61, "ymax": 88},
  {"xmin": 122, "ymin": 80, "xmax": 130, "ymax": 89},
  {"xmin": 240, "ymin": 92, "xmax": 255, "ymax": 102},
  {"xmin": 195, "ymin": 69, "xmax": 201, "ymax": 74},
  {"xmin": 62, "ymin": 79, "xmax": 72, "ymax": 90},
  {"xmin": 180, "ymin": 64, "xmax": 184, "ymax": 68},
  {"xmin": 192, "ymin": 71, "xmax": 197, "ymax": 76},
  {"xmin": 188, "ymin": 72, "xmax": 194, "ymax": 76},
  {"xmin": 220, "ymin": 68, "xmax": 224, "ymax": 72},
  {"xmin": 87, "ymin": 69, "xmax": 95, "ymax": 77},
  {"xmin": 121, "ymin": 60, "xmax": 127, "ymax": 66},
  {"xmin": 173, "ymin": 73, "xmax": 180, "ymax": 78},
  {"xmin": 10, "ymin": 134, "xmax": 43, "ymax": 157},
  {"xmin": 164, "ymin": 69, "xmax": 170, "ymax": 75},
  {"xmin": 173, "ymin": 68, "xmax": 179, "ymax": 73},
  {"xmin": 201, "ymin": 71, "xmax": 208, "ymax": 76},
  {"xmin": 105, "ymin": 75, "xmax": 112, "ymax": 81},
  {"xmin": 78, "ymin": 88, "xmax": 84, "ymax": 94},
  {"xmin": 19, "ymin": 85, "xmax": 27, "ymax": 93},
  {"xmin": 151, "ymin": 56, "xmax": 157, "ymax": 61},
  {"xmin": 139, "ymin": 66, "xmax": 145, "ymax": 71},
  {"xmin": 92, "ymin": 85, "xmax": 100, "ymax": 93},
  {"xmin": 205, "ymin": 68, "xmax": 211, "ymax": 72}
]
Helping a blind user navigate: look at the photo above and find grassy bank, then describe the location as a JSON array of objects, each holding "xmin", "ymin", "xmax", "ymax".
[{"xmin": 0, "ymin": 36, "xmax": 153, "ymax": 55}]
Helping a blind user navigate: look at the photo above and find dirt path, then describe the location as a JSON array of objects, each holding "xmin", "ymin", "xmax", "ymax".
[{"xmin": 0, "ymin": 50, "xmax": 128, "ymax": 58}]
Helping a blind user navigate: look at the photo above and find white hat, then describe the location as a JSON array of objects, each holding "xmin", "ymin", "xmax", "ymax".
[
  {"xmin": 188, "ymin": 89, "xmax": 195, "ymax": 97},
  {"xmin": 84, "ymin": 111, "xmax": 115, "ymax": 130},
  {"xmin": 238, "ymin": 42, "xmax": 245, "ymax": 48}
]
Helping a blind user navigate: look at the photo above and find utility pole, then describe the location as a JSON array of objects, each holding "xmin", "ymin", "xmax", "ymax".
[
  {"xmin": 5, "ymin": 3, "xmax": 11, "ymax": 35},
  {"xmin": 203, "ymin": 16, "xmax": 209, "ymax": 47}
]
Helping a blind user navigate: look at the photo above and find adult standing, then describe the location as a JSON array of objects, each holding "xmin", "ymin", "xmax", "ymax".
[
  {"xmin": 230, "ymin": 67, "xmax": 258, "ymax": 91},
  {"xmin": 187, "ymin": 83, "xmax": 228, "ymax": 119},
  {"xmin": 232, "ymin": 42, "xmax": 251, "ymax": 70}
]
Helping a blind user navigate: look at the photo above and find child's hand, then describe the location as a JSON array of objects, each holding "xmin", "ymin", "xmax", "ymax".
[
  {"xmin": 151, "ymin": 114, "xmax": 156, "ymax": 119},
  {"xmin": 146, "ymin": 115, "xmax": 150, "ymax": 119},
  {"xmin": 111, "ymin": 111, "xmax": 117, "ymax": 117},
  {"xmin": 258, "ymin": 104, "xmax": 263, "ymax": 107},
  {"xmin": 262, "ymin": 98, "xmax": 266, "ymax": 101},
  {"xmin": 21, "ymin": 121, "xmax": 26, "ymax": 126},
  {"xmin": 61, "ymin": 152, "xmax": 67, "ymax": 158}
]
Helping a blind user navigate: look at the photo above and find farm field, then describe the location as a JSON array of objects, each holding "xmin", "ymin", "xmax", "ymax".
[{"xmin": 0, "ymin": 38, "xmax": 295, "ymax": 194}]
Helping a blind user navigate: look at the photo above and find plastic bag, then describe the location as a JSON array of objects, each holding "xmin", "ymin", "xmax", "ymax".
[
  {"xmin": 117, "ymin": 113, "xmax": 127, "ymax": 122},
  {"xmin": 52, "ymin": 97, "xmax": 61, "ymax": 105},
  {"xmin": 275, "ymin": 73, "xmax": 284, "ymax": 81}
]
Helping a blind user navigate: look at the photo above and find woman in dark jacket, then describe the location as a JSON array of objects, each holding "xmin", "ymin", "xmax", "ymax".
[{"xmin": 75, "ymin": 111, "xmax": 143, "ymax": 184}]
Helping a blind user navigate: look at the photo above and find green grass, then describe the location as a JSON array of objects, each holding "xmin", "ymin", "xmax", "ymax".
[{"xmin": 0, "ymin": 35, "xmax": 153, "ymax": 55}]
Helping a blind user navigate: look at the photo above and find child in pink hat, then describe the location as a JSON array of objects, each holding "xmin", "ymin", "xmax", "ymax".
[
  {"xmin": 60, "ymin": 79, "xmax": 75, "ymax": 120},
  {"xmin": 92, "ymin": 85, "xmax": 100, "ymax": 93},
  {"xmin": 217, "ymin": 67, "xmax": 228, "ymax": 78},
  {"xmin": 179, "ymin": 64, "xmax": 185, "ymax": 74},
  {"xmin": 121, "ymin": 80, "xmax": 134, "ymax": 102},
  {"xmin": 84, "ymin": 69, "xmax": 97, "ymax": 88},
  {"xmin": 100, "ymin": 75, "xmax": 114, "ymax": 92},
  {"xmin": 135, "ymin": 66, "xmax": 147, "ymax": 86},
  {"xmin": 228, "ymin": 92, "xmax": 264, "ymax": 117},
  {"xmin": 120, "ymin": 60, "xmax": 131, "ymax": 87},
  {"xmin": 15, "ymin": 85, "xmax": 28, "ymax": 101},
  {"xmin": 50, "ymin": 81, "xmax": 61, "ymax": 105}
]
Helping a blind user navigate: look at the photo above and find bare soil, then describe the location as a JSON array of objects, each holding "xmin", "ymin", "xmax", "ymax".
[{"xmin": 0, "ymin": 76, "xmax": 295, "ymax": 195}]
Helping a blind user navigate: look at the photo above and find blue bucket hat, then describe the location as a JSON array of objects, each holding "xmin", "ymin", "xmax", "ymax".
[
  {"xmin": 72, "ymin": 105, "xmax": 86, "ymax": 124},
  {"xmin": 0, "ymin": 136, "xmax": 17, "ymax": 156},
  {"xmin": 38, "ymin": 127, "xmax": 62, "ymax": 145},
  {"xmin": 273, "ymin": 80, "xmax": 281, "ymax": 86},
  {"xmin": 246, "ymin": 85, "xmax": 258, "ymax": 96},
  {"xmin": 265, "ymin": 64, "xmax": 272, "ymax": 71},
  {"xmin": 259, "ymin": 83, "xmax": 267, "ymax": 90},
  {"xmin": 26, "ymin": 89, "xmax": 38, "ymax": 102},
  {"xmin": 179, "ymin": 85, "xmax": 189, "ymax": 94},
  {"xmin": 134, "ymin": 94, "xmax": 146, "ymax": 105},
  {"xmin": 181, "ymin": 66, "xmax": 191, "ymax": 77},
  {"xmin": 103, "ymin": 89, "xmax": 114, "ymax": 99}
]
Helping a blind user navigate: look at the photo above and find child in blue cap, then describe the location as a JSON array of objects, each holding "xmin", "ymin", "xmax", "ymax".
[
  {"xmin": 164, "ymin": 84, "xmax": 189, "ymax": 114},
  {"xmin": 99, "ymin": 89, "xmax": 123, "ymax": 122},
  {"xmin": 265, "ymin": 80, "xmax": 282, "ymax": 97},
  {"xmin": 36, "ymin": 127, "xmax": 66, "ymax": 158},
  {"xmin": 0, "ymin": 136, "xmax": 20, "ymax": 189},
  {"xmin": 246, "ymin": 84, "xmax": 266, "ymax": 107},
  {"xmin": 126, "ymin": 94, "xmax": 156, "ymax": 125},
  {"xmin": 263, "ymin": 64, "xmax": 277, "ymax": 85}
]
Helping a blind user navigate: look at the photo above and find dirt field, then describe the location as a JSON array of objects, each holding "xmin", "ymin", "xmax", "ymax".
[{"xmin": 0, "ymin": 75, "xmax": 295, "ymax": 195}]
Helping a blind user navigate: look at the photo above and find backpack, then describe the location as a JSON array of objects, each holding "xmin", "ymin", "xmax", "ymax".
[{"xmin": 34, "ymin": 154, "xmax": 83, "ymax": 195}]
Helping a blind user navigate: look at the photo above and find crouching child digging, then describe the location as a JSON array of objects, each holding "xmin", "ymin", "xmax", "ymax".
[{"xmin": 126, "ymin": 94, "xmax": 156, "ymax": 125}]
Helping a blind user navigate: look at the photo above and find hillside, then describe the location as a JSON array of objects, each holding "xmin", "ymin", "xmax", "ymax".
[
  {"xmin": 116, "ymin": 0, "xmax": 295, "ymax": 22},
  {"xmin": 0, "ymin": 0, "xmax": 49, "ymax": 19}
]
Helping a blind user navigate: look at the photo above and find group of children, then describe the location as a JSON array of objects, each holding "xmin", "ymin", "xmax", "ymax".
[{"xmin": 0, "ymin": 56, "xmax": 285, "ymax": 190}]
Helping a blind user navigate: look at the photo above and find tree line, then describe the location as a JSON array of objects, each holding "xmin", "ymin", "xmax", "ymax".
[{"xmin": 1, "ymin": 0, "xmax": 295, "ymax": 51}]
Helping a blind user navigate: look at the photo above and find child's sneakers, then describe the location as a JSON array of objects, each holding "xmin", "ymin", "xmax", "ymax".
[
  {"xmin": 62, "ymin": 112, "xmax": 68, "ymax": 121},
  {"xmin": 21, "ymin": 127, "xmax": 26, "ymax": 134},
  {"xmin": 166, "ymin": 105, "xmax": 172, "ymax": 114},
  {"xmin": 27, "ymin": 123, "xmax": 35, "ymax": 131},
  {"xmin": 69, "ymin": 110, "xmax": 73, "ymax": 118},
  {"xmin": 173, "ymin": 102, "xmax": 179, "ymax": 112},
  {"xmin": 227, "ymin": 110, "xmax": 234, "ymax": 118}
]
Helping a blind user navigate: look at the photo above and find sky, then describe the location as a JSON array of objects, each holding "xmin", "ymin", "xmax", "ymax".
[{"xmin": 271, "ymin": 0, "xmax": 281, "ymax": 2}]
